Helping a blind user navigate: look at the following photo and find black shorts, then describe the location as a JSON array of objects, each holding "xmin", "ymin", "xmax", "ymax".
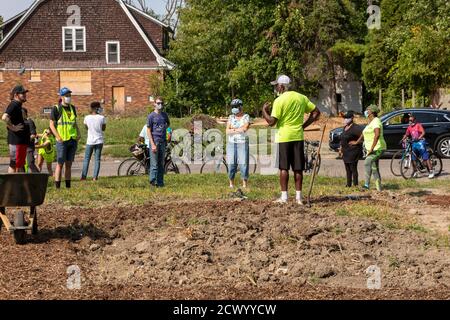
[{"xmin": 277, "ymin": 141, "xmax": 305, "ymax": 171}]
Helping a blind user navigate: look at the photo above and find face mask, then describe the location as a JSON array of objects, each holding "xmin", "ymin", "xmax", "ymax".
[
  {"xmin": 63, "ymin": 97, "xmax": 72, "ymax": 105},
  {"xmin": 96, "ymin": 107, "xmax": 104, "ymax": 114},
  {"xmin": 364, "ymin": 110, "xmax": 370, "ymax": 118},
  {"xmin": 231, "ymin": 108, "xmax": 240, "ymax": 115},
  {"xmin": 344, "ymin": 118, "xmax": 352, "ymax": 126},
  {"xmin": 155, "ymin": 102, "xmax": 164, "ymax": 110}
]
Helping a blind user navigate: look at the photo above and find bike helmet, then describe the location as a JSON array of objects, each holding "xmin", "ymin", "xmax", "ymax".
[{"xmin": 231, "ymin": 98, "xmax": 243, "ymax": 107}]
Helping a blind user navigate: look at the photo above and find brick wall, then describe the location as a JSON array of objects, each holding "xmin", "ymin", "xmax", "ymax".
[
  {"xmin": 129, "ymin": 9, "xmax": 164, "ymax": 53},
  {"xmin": 0, "ymin": 0, "xmax": 162, "ymax": 69},
  {"xmin": 0, "ymin": 69, "xmax": 163, "ymax": 115}
]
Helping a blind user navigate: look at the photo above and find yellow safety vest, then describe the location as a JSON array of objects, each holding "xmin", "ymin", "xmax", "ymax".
[{"xmin": 56, "ymin": 104, "xmax": 78, "ymax": 141}]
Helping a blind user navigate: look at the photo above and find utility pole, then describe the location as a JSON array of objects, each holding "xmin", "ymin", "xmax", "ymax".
[
  {"xmin": 401, "ymin": 89, "xmax": 405, "ymax": 108},
  {"xmin": 378, "ymin": 89, "xmax": 382, "ymax": 112}
]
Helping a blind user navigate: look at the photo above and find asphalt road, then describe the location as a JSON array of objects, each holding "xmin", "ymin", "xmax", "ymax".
[{"xmin": 1, "ymin": 155, "xmax": 449, "ymax": 180}]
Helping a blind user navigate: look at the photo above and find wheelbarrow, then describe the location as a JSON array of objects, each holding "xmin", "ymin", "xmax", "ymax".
[{"xmin": 0, "ymin": 173, "xmax": 49, "ymax": 244}]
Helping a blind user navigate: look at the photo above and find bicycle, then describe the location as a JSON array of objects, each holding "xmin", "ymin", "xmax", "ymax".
[
  {"xmin": 304, "ymin": 140, "xmax": 321, "ymax": 175},
  {"xmin": 199, "ymin": 152, "xmax": 258, "ymax": 174},
  {"xmin": 117, "ymin": 142, "xmax": 191, "ymax": 176},
  {"xmin": 398, "ymin": 139, "xmax": 442, "ymax": 179}
]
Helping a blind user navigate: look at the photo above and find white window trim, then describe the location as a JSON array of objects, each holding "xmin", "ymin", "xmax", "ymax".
[
  {"xmin": 62, "ymin": 26, "xmax": 86, "ymax": 52},
  {"xmin": 106, "ymin": 41, "xmax": 120, "ymax": 64}
]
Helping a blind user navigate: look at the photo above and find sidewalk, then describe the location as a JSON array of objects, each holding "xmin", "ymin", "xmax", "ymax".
[{"xmin": 1, "ymin": 156, "xmax": 448, "ymax": 180}]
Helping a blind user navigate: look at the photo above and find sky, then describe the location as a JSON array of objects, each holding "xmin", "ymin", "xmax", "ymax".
[{"xmin": 0, "ymin": 0, "xmax": 168, "ymax": 21}]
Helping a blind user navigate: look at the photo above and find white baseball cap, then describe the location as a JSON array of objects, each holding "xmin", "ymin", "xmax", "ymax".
[{"xmin": 270, "ymin": 75, "xmax": 291, "ymax": 85}]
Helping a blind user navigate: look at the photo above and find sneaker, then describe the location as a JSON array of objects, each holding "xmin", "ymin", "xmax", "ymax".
[
  {"xmin": 273, "ymin": 198, "xmax": 288, "ymax": 204},
  {"xmin": 361, "ymin": 184, "xmax": 370, "ymax": 191},
  {"xmin": 296, "ymin": 199, "xmax": 304, "ymax": 205},
  {"xmin": 428, "ymin": 171, "xmax": 435, "ymax": 179},
  {"xmin": 412, "ymin": 171, "xmax": 419, "ymax": 178}
]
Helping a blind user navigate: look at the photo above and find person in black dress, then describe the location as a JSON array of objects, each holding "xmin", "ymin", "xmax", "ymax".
[{"xmin": 339, "ymin": 111, "xmax": 363, "ymax": 187}]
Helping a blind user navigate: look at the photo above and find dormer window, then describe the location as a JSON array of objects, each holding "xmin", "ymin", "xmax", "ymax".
[{"xmin": 63, "ymin": 26, "xmax": 86, "ymax": 52}]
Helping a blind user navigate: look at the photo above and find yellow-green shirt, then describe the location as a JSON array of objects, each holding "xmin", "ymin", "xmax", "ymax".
[
  {"xmin": 363, "ymin": 117, "xmax": 387, "ymax": 151},
  {"xmin": 271, "ymin": 91, "xmax": 316, "ymax": 143}
]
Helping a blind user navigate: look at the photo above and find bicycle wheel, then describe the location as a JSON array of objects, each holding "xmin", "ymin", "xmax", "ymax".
[
  {"xmin": 117, "ymin": 158, "xmax": 138, "ymax": 176},
  {"xmin": 200, "ymin": 158, "xmax": 228, "ymax": 174},
  {"xmin": 400, "ymin": 154, "xmax": 414, "ymax": 180},
  {"xmin": 430, "ymin": 153, "xmax": 443, "ymax": 176},
  {"xmin": 390, "ymin": 150, "xmax": 403, "ymax": 177},
  {"xmin": 249, "ymin": 154, "xmax": 257, "ymax": 174},
  {"xmin": 127, "ymin": 160, "xmax": 147, "ymax": 176},
  {"xmin": 165, "ymin": 159, "xmax": 191, "ymax": 174}
]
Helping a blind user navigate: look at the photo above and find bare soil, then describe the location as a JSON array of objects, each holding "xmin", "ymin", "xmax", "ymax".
[{"xmin": 0, "ymin": 193, "xmax": 448, "ymax": 300}]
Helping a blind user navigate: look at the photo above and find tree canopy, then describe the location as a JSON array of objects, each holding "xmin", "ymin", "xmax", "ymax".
[
  {"xmin": 362, "ymin": 0, "xmax": 450, "ymax": 109},
  {"xmin": 162, "ymin": 0, "xmax": 449, "ymax": 115}
]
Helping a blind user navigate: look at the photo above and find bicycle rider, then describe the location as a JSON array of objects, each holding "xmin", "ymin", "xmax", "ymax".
[{"xmin": 401, "ymin": 113, "xmax": 434, "ymax": 179}]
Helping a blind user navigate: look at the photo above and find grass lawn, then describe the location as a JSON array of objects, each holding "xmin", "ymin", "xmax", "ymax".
[
  {"xmin": 0, "ymin": 116, "xmax": 192, "ymax": 158},
  {"xmin": 0, "ymin": 115, "xmax": 274, "ymax": 158},
  {"xmin": 46, "ymin": 173, "xmax": 449, "ymax": 204}
]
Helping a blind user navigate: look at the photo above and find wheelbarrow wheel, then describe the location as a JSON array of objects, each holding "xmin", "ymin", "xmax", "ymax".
[{"xmin": 14, "ymin": 211, "xmax": 26, "ymax": 245}]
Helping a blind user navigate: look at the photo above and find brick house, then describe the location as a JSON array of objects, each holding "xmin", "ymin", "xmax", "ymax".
[{"xmin": 0, "ymin": 0, "xmax": 174, "ymax": 115}]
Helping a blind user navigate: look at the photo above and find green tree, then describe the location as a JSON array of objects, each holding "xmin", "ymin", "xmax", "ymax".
[
  {"xmin": 164, "ymin": 0, "xmax": 368, "ymax": 116},
  {"xmin": 362, "ymin": 0, "xmax": 450, "ymax": 110}
]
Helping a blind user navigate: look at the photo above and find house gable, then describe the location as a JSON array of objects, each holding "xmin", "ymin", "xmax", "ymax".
[
  {"xmin": 0, "ymin": 0, "xmax": 173, "ymax": 69},
  {"xmin": 0, "ymin": 10, "xmax": 27, "ymax": 37}
]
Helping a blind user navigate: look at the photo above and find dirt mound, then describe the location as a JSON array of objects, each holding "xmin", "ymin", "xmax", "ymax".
[
  {"xmin": 83, "ymin": 201, "xmax": 449, "ymax": 293},
  {"xmin": 425, "ymin": 195, "xmax": 450, "ymax": 207},
  {"xmin": 184, "ymin": 114, "xmax": 218, "ymax": 132},
  {"xmin": 1, "ymin": 200, "xmax": 448, "ymax": 300}
]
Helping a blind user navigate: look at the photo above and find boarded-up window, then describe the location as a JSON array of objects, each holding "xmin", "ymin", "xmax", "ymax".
[
  {"xmin": 30, "ymin": 71, "xmax": 41, "ymax": 82},
  {"xmin": 60, "ymin": 71, "xmax": 92, "ymax": 95}
]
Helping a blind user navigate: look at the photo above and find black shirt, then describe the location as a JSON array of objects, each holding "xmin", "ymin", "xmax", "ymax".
[
  {"xmin": 24, "ymin": 118, "xmax": 37, "ymax": 150},
  {"xmin": 5, "ymin": 100, "xmax": 30, "ymax": 145},
  {"xmin": 340, "ymin": 123, "xmax": 363, "ymax": 163}
]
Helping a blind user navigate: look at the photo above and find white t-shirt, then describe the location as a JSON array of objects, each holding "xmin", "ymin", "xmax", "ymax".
[
  {"xmin": 84, "ymin": 114, "xmax": 106, "ymax": 145},
  {"xmin": 139, "ymin": 124, "xmax": 150, "ymax": 146}
]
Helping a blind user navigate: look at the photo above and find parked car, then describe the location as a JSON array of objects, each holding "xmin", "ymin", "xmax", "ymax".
[{"xmin": 329, "ymin": 109, "xmax": 450, "ymax": 158}]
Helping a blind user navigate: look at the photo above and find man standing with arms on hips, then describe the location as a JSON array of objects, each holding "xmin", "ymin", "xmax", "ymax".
[
  {"xmin": 49, "ymin": 87, "xmax": 81, "ymax": 189},
  {"xmin": 262, "ymin": 75, "xmax": 321, "ymax": 204},
  {"xmin": 2, "ymin": 85, "xmax": 30, "ymax": 173}
]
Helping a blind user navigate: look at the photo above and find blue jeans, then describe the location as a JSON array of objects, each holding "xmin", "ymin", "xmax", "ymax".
[
  {"xmin": 149, "ymin": 141, "xmax": 166, "ymax": 187},
  {"xmin": 81, "ymin": 144, "xmax": 103, "ymax": 179},
  {"xmin": 226, "ymin": 141, "xmax": 249, "ymax": 181}
]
